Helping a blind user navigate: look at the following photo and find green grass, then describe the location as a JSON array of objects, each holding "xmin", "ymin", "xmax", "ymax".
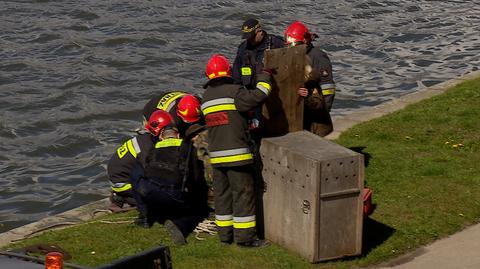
[{"xmin": 3, "ymin": 78, "xmax": 480, "ymax": 268}]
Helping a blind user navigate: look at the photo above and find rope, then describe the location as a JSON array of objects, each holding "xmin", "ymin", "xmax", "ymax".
[{"xmin": 193, "ymin": 220, "xmax": 217, "ymax": 240}]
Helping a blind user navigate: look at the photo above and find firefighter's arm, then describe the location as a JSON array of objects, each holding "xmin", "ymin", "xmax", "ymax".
[
  {"xmin": 304, "ymin": 88, "xmax": 326, "ymax": 110},
  {"xmin": 315, "ymin": 53, "xmax": 336, "ymax": 112},
  {"xmin": 234, "ymin": 72, "xmax": 272, "ymax": 112},
  {"xmin": 232, "ymin": 49, "xmax": 243, "ymax": 84}
]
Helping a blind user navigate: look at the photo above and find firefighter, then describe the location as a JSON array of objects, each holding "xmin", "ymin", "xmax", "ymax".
[
  {"xmin": 130, "ymin": 110, "xmax": 209, "ymax": 246},
  {"xmin": 285, "ymin": 20, "xmax": 336, "ymax": 137},
  {"xmin": 143, "ymin": 92, "xmax": 203, "ymax": 137},
  {"xmin": 106, "ymin": 112, "xmax": 158, "ymax": 209},
  {"xmin": 232, "ymin": 18, "xmax": 284, "ymax": 132},
  {"xmin": 201, "ymin": 54, "xmax": 271, "ymax": 247}
]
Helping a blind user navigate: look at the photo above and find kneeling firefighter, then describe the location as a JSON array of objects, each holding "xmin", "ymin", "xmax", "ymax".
[{"xmin": 130, "ymin": 110, "xmax": 209, "ymax": 245}]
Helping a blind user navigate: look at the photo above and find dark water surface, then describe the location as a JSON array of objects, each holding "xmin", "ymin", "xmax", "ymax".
[{"xmin": 1, "ymin": 0, "xmax": 479, "ymax": 232}]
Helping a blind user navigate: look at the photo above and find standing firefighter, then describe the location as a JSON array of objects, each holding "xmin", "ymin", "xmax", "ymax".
[
  {"xmin": 201, "ymin": 54, "xmax": 271, "ymax": 247},
  {"xmin": 232, "ymin": 18, "xmax": 284, "ymax": 132},
  {"xmin": 286, "ymin": 21, "xmax": 336, "ymax": 137}
]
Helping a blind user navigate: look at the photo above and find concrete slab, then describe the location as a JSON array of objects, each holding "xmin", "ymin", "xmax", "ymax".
[{"xmin": 373, "ymin": 224, "xmax": 480, "ymax": 269}]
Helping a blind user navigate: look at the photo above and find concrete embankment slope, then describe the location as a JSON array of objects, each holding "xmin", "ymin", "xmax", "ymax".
[{"xmin": 1, "ymin": 70, "xmax": 479, "ymax": 268}]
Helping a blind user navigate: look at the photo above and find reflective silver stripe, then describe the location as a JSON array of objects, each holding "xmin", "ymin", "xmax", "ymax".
[
  {"xmin": 216, "ymin": 214, "xmax": 233, "ymax": 221},
  {"xmin": 131, "ymin": 137, "xmax": 141, "ymax": 154},
  {"xmin": 256, "ymin": 84, "xmax": 270, "ymax": 96},
  {"xmin": 112, "ymin": 182, "xmax": 129, "ymax": 188},
  {"xmin": 233, "ymin": 215, "xmax": 255, "ymax": 223},
  {"xmin": 166, "ymin": 102, "xmax": 176, "ymax": 113},
  {"xmin": 201, "ymin": 98, "xmax": 235, "ymax": 110},
  {"xmin": 320, "ymin": 83, "xmax": 336, "ymax": 90},
  {"xmin": 209, "ymin": 148, "xmax": 251, "ymax": 158}
]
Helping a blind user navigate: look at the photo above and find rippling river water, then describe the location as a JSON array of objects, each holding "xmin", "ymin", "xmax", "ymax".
[{"xmin": 1, "ymin": 0, "xmax": 479, "ymax": 233}]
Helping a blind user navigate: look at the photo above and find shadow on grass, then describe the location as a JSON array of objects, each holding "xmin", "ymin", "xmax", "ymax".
[
  {"xmin": 362, "ymin": 217, "xmax": 395, "ymax": 255},
  {"xmin": 348, "ymin": 146, "xmax": 372, "ymax": 167}
]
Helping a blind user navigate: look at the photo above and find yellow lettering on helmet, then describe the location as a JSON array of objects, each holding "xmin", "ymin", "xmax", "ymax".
[{"xmin": 156, "ymin": 92, "xmax": 185, "ymax": 111}]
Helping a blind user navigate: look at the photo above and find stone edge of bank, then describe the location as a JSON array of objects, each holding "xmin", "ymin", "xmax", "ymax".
[{"xmin": 1, "ymin": 70, "xmax": 480, "ymax": 249}]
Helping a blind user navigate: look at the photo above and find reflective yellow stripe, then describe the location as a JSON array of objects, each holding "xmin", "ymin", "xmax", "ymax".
[
  {"xmin": 111, "ymin": 183, "xmax": 132, "ymax": 192},
  {"xmin": 241, "ymin": 67, "xmax": 252, "ymax": 76},
  {"xmin": 215, "ymin": 219, "xmax": 234, "ymax": 227},
  {"xmin": 202, "ymin": 104, "xmax": 237, "ymax": 115},
  {"xmin": 155, "ymin": 138, "xmax": 182, "ymax": 148},
  {"xmin": 322, "ymin": 89, "xmax": 334, "ymax": 95},
  {"xmin": 156, "ymin": 92, "xmax": 185, "ymax": 112},
  {"xmin": 210, "ymin": 153, "xmax": 253, "ymax": 164},
  {"xmin": 233, "ymin": 221, "xmax": 256, "ymax": 229},
  {"xmin": 126, "ymin": 140, "xmax": 137, "ymax": 158},
  {"xmin": 257, "ymin": 81, "xmax": 271, "ymax": 92}
]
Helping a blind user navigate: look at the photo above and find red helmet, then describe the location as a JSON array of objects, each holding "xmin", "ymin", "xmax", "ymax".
[
  {"xmin": 284, "ymin": 21, "xmax": 311, "ymax": 46},
  {"xmin": 145, "ymin": 110, "xmax": 173, "ymax": 137},
  {"xmin": 205, "ymin": 54, "xmax": 232, "ymax": 80},
  {"xmin": 177, "ymin": 94, "xmax": 201, "ymax": 123}
]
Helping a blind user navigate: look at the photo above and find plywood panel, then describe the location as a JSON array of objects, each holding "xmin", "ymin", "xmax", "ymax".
[{"xmin": 263, "ymin": 45, "xmax": 306, "ymax": 136}]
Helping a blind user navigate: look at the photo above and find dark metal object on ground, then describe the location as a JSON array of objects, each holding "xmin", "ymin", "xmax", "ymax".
[{"xmin": 95, "ymin": 245, "xmax": 172, "ymax": 269}]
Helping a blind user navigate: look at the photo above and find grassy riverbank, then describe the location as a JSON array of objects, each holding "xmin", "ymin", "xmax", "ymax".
[{"xmin": 4, "ymin": 77, "xmax": 480, "ymax": 269}]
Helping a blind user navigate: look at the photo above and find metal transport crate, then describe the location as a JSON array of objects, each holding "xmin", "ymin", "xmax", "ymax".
[{"xmin": 260, "ymin": 131, "xmax": 364, "ymax": 262}]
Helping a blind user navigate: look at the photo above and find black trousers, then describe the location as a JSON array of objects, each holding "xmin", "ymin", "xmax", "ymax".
[
  {"xmin": 213, "ymin": 165, "xmax": 256, "ymax": 243},
  {"xmin": 130, "ymin": 167, "xmax": 205, "ymax": 236}
]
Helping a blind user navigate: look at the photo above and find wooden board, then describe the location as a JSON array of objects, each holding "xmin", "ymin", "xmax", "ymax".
[{"xmin": 263, "ymin": 45, "xmax": 306, "ymax": 137}]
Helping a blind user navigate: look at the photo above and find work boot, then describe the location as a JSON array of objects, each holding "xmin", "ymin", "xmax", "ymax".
[
  {"xmin": 134, "ymin": 213, "xmax": 153, "ymax": 229},
  {"xmin": 164, "ymin": 220, "xmax": 186, "ymax": 246},
  {"xmin": 109, "ymin": 192, "xmax": 125, "ymax": 208},
  {"xmin": 237, "ymin": 239, "xmax": 269, "ymax": 248}
]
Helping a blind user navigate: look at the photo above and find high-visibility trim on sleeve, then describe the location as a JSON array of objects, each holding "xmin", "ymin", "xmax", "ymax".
[
  {"xmin": 155, "ymin": 138, "xmax": 183, "ymax": 148},
  {"xmin": 111, "ymin": 183, "xmax": 132, "ymax": 192},
  {"xmin": 126, "ymin": 140, "xmax": 138, "ymax": 158},
  {"xmin": 256, "ymin": 81, "xmax": 271, "ymax": 95},
  {"xmin": 322, "ymin": 89, "xmax": 335, "ymax": 95}
]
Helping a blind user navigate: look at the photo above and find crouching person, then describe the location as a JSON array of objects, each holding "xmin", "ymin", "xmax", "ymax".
[{"xmin": 130, "ymin": 110, "xmax": 209, "ymax": 245}]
